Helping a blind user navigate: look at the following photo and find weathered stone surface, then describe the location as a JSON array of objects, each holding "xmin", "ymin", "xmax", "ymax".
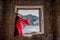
[{"xmin": 0, "ymin": 0, "xmax": 60, "ymax": 40}]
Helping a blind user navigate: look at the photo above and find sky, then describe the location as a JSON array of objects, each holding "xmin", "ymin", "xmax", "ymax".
[{"xmin": 18, "ymin": 10, "xmax": 39, "ymax": 17}]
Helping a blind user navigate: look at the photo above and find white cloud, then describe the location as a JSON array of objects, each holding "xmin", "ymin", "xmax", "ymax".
[{"xmin": 18, "ymin": 10, "xmax": 39, "ymax": 17}]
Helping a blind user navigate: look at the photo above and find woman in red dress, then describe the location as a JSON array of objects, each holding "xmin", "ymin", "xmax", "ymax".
[{"xmin": 14, "ymin": 13, "xmax": 30, "ymax": 36}]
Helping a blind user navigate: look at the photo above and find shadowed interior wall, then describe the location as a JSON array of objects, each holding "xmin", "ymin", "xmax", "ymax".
[
  {"xmin": 0, "ymin": 0, "xmax": 3, "ymax": 40},
  {"xmin": 55, "ymin": 0, "xmax": 60, "ymax": 40},
  {"xmin": 0, "ymin": 0, "xmax": 60, "ymax": 40}
]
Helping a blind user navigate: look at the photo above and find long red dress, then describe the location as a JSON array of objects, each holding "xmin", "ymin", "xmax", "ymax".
[{"xmin": 14, "ymin": 16, "xmax": 29, "ymax": 36}]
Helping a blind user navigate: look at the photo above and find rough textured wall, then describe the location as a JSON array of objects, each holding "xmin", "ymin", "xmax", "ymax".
[
  {"xmin": 0, "ymin": 0, "xmax": 3, "ymax": 40},
  {"xmin": 0, "ymin": 0, "xmax": 3, "ymax": 30},
  {"xmin": 0, "ymin": 0, "xmax": 56, "ymax": 40},
  {"xmin": 55, "ymin": 0, "xmax": 60, "ymax": 40},
  {"xmin": 1, "ymin": 1, "xmax": 15, "ymax": 40}
]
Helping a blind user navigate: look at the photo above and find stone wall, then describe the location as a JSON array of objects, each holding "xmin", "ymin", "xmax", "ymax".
[
  {"xmin": 0, "ymin": 0, "xmax": 3, "ymax": 40},
  {"xmin": 55, "ymin": 0, "xmax": 60, "ymax": 40},
  {"xmin": 0, "ymin": 0, "xmax": 60, "ymax": 40}
]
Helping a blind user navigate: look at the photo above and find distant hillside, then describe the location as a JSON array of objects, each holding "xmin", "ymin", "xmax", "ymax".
[{"xmin": 20, "ymin": 14, "xmax": 39, "ymax": 26}]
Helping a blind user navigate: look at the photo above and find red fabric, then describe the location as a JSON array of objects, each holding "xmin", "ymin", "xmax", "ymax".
[{"xmin": 15, "ymin": 16, "xmax": 30, "ymax": 35}]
